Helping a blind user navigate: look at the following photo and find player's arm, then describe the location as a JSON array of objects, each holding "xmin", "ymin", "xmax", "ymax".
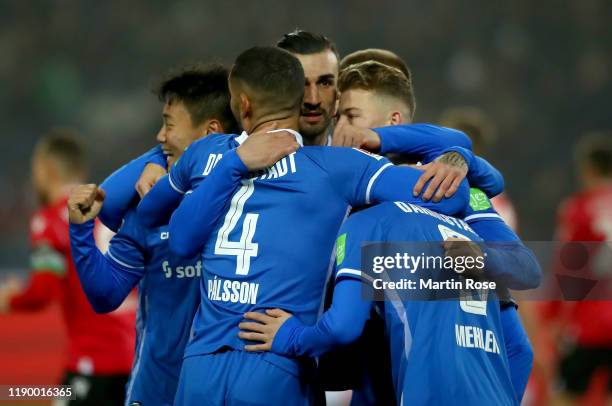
[
  {"xmin": 375, "ymin": 123, "xmax": 472, "ymax": 160},
  {"xmin": 363, "ymin": 156, "xmax": 470, "ymax": 215},
  {"xmin": 333, "ymin": 122, "xmax": 472, "ymax": 162},
  {"xmin": 239, "ymin": 214, "xmax": 377, "ymax": 357},
  {"xmin": 168, "ymin": 129, "xmax": 299, "ymax": 258},
  {"xmin": 136, "ymin": 144, "xmax": 198, "ymax": 228},
  {"xmin": 2, "ymin": 212, "xmax": 70, "ymax": 311},
  {"xmin": 334, "ymin": 121, "xmax": 504, "ymax": 201},
  {"xmin": 4, "ymin": 265, "xmax": 63, "ymax": 312},
  {"xmin": 442, "ymin": 146, "xmax": 504, "ymax": 197},
  {"xmin": 99, "ymin": 145, "xmax": 166, "ymax": 231},
  {"xmin": 69, "ymin": 185, "xmax": 145, "ymax": 313},
  {"xmin": 239, "ymin": 279, "xmax": 371, "ymax": 357},
  {"xmin": 323, "ymin": 148, "xmax": 470, "ymax": 215},
  {"xmin": 464, "ymin": 189, "xmax": 542, "ymax": 289},
  {"xmin": 168, "ymin": 149, "xmax": 247, "ymax": 258}
]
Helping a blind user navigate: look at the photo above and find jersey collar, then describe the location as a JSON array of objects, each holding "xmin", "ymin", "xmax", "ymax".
[{"xmin": 236, "ymin": 129, "xmax": 304, "ymax": 147}]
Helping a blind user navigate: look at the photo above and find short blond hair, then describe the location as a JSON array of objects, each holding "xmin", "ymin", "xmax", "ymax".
[{"xmin": 339, "ymin": 61, "xmax": 415, "ymax": 119}]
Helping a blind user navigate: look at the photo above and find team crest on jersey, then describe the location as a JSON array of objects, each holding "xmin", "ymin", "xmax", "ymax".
[{"xmin": 352, "ymin": 148, "xmax": 384, "ymax": 161}]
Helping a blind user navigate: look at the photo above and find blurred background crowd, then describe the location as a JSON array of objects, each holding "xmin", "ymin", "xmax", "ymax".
[{"xmin": 0, "ymin": 1, "xmax": 610, "ymax": 405}]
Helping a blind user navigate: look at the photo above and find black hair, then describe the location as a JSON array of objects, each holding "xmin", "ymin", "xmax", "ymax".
[
  {"xmin": 155, "ymin": 63, "xmax": 238, "ymax": 134},
  {"xmin": 277, "ymin": 29, "xmax": 338, "ymax": 58},
  {"xmin": 230, "ymin": 46, "xmax": 305, "ymax": 114}
]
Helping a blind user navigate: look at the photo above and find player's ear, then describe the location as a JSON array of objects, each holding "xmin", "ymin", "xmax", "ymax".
[
  {"xmin": 203, "ymin": 119, "xmax": 223, "ymax": 135},
  {"xmin": 240, "ymin": 93, "xmax": 251, "ymax": 119},
  {"xmin": 388, "ymin": 111, "xmax": 402, "ymax": 126}
]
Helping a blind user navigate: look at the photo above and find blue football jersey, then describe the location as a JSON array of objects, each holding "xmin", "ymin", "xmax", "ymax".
[
  {"xmin": 334, "ymin": 202, "xmax": 517, "ymax": 406},
  {"xmin": 182, "ymin": 143, "xmax": 393, "ymax": 361},
  {"xmin": 168, "ymin": 132, "xmax": 248, "ymax": 195},
  {"xmin": 106, "ymin": 209, "xmax": 201, "ymax": 406}
]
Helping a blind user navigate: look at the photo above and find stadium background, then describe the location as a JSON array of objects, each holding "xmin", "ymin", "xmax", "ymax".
[{"xmin": 0, "ymin": 0, "xmax": 610, "ymax": 404}]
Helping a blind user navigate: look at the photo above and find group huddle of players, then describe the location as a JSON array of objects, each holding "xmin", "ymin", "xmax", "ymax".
[{"xmin": 8, "ymin": 30, "xmax": 548, "ymax": 405}]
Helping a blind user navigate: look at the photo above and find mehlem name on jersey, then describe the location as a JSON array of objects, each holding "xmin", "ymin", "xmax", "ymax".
[
  {"xmin": 207, "ymin": 277, "xmax": 259, "ymax": 304},
  {"xmin": 455, "ymin": 323, "xmax": 501, "ymax": 354}
]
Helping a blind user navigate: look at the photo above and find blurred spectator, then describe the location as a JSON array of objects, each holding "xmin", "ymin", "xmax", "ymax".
[{"xmin": 0, "ymin": 130, "xmax": 136, "ymax": 405}]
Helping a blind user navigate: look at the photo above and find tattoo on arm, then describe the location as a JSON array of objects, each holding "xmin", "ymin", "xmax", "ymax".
[{"xmin": 437, "ymin": 152, "xmax": 467, "ymax": 171}]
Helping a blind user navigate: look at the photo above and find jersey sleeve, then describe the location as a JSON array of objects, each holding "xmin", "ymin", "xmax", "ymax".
[
  {"xmin": 374, "ymin": 124, "xmax": 472, "ymax": 163},
  {"xmin": 70, "ymin": 214, "xmax": 146, "ymax": 313},
  {"xmin": 138, "ymin": 138, "xmax": 217, "ymax": 228},
  {"xmin": 463, "ymin": 188, "xmax": 542, "ymax": 289},
  {"xmin": 321, "ymin": 147, "xmax": 469, "ymax": 215},
  {"xmin": 9, "ymin": 211, "xmax": 67, "ymax": 311},
  {"xmin": 334, "ymin": 211, "xmax": 383, "ymax": 283},
  {"xmin": 321, "ymin": 147, "xmax": 393, "ymax": 206},
  {"xmin": 167, "ymin": 142, "xmax": 199, "ymax": 194},
  {"xmin": 270, "ymin": 279, "xmax": 372, "ymax": 358},
  {"xmin": 168, "ymin": 148, "xmax": 248, "ymax": 258},
  {"xmin": 370, "ymin": 165, "xmax": 470, "ymax": 216},
  {"xmin": 99, "ymin": 145, "xmax": 166, "ymax": 231},
  {"xmin": 106, "ymin": 210, "xmax": 148, "ymax": 271},
  {"xmin": 29, "ymin": 212, "xmax": 67, "ymax": 276}
]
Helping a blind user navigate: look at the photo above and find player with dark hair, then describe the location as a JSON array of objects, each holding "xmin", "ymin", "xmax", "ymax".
[
  {"xmin": 277, "ymin": 29, "xmax": 340, "ymax": 146},
  {"xmin": 67, "ymin": 64, "xmax": 297, "ymax": 405},
  {"xmin": 0, "ymin": 131, "xmax": 136, "ymax": 406},
  {"xmin": 98, "ymin": 64, "xmax": 239, "ymax": 232},
  {"xmin": 136, "ymin": 45, "xmax": 473, "ymax": 405}
]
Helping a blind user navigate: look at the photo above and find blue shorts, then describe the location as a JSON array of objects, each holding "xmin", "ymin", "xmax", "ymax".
[{"xmin": 174, "ymin": 350, "xmax": 316, "ymax": 406}]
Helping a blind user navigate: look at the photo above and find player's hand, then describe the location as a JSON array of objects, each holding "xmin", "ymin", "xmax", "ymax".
[
  {"xmin": 332, "ymin": 115, "xmax": 381, "ymax": 150},
  {"xmin": 237, "ymin": 123, "xmax": 300, "ymax": 171},
  {"xmin": 238, "ymin": 308, "xmax": 293, "ymax": 351},
  {"xmin": 413, "ymin": 151, "xmax": 468, "ymax": 202},
  {"xmin": 68, "ymin": 184, "xmax": 106, "ymax": 224},
  {"xmin": 443, "ymin": 237, "xmax": 485, "ymax": 279},
  {"xmin": 136, "ymin": 163, "xmax": 167, "ymax": 198}
]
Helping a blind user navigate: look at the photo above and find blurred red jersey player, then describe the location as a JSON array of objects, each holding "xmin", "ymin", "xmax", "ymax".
[
  {"xmin": 0, "ymin": 131, "xmax": 135, "ymax": 406},
  {"xmin": 543, "ymin": 132, "xmax": 612, "ymax": 404}
]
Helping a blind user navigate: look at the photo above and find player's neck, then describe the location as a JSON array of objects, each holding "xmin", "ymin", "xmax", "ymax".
[
  {"xmin": 249, "ymin": 114, "xmax": 299, "ymax": 134},
  {"xmin": 303, "ymin": 130, "xmax": 330, "ymax": 146}
]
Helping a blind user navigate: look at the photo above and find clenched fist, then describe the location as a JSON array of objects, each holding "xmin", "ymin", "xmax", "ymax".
[{"xmin": 68, "ymin": 184, "xmax": 106, "ymax": 224}]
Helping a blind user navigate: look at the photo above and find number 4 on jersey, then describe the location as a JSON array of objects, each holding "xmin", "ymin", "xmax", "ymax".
[{"xmin": 215, "ymin": 180, "xmax": 259, "ymax": 275}]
